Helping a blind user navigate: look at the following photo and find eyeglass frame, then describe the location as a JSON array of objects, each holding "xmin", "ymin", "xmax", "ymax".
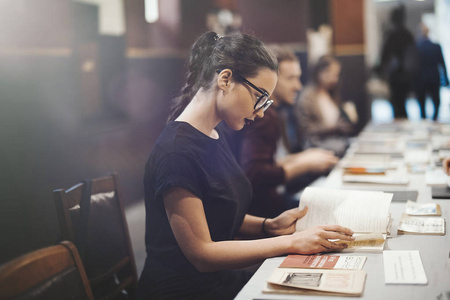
[{"xmin": 216, "ymin": 69, "xmax": 274, "ymax": 112}]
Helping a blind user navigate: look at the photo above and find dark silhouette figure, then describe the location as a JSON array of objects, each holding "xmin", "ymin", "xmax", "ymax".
[
  {"xmin": 378, "ymin": 5, "xmax": 418, "ymax": 118},
  {"xmin": 415, "ymin": 22, "xmax": 449, "ymax": 120}
]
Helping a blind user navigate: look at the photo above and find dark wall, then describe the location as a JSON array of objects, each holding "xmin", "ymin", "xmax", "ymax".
[
  {"xmin": 1, "ymin": 54, "xmax": 77, "ymax": 263},
  {"xmin": 238, "ymin": 0, "xmax": 310, "ymax": 43},
  {"xmin": 0, "ymin": 0, "xmax": 184, "ymax": 264},
  {"xmin": 0, "ymin": 0, "xmax": 367, "ymax": 265}
]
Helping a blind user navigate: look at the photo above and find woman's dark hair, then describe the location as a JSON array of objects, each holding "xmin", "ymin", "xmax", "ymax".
[
  {"xmin": 168, "ymin": 31, "xmax": 278, "ymax": 122},
  {"xmin": 310, "ymin": 54, "xmax": 341, "ymax": 103}
]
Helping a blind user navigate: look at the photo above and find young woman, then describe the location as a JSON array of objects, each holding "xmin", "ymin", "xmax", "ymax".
[
  {"xmin": 137, "ymin": 32, "xmax": 354, "ymax": 300},
  {"xmin": 295, "ymin": 55, "xmax": 356, "ymax": 156}
]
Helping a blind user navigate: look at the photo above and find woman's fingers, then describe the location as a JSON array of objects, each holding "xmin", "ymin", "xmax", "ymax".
[
  {"xmin": 321, "ymin": 224, "xmax": 354, "ymax": 237},
  {"xmin": 319, "ymin": 238, "xmax": 348, "ymax": 251},
  {"xmin": 321, "ymin": 231, "xmax": 355, "ymax": 241}
]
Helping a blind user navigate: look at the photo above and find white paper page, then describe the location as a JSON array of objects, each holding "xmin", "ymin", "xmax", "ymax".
[
  {"xmin": 383, "ymin": 250, "xmax": 427, "ymax": 284},
  {"xmin": 296, "ymin": 188, "xmax": 392, "ymax": 233},
  {"xmin": 333, "ymin": 256, "xmax": 366, "ymax": 270},
  {"xmin": 343, "ymin": 174, "xmax": 409, "ymax": 185},
  {"xmin": 341, "ymin": 154, "xmax": 392, "ymax": 165},
  {"xmin": 404, "ymin": 150, "xmax": 430, "ymax": 164},
  {"xmin": 438, "ymin": 149, "xmax": 450, "ymax": 160}
]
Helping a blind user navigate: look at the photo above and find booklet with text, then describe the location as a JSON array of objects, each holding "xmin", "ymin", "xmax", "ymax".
[{"xmin": 279, "ymin": 254, "xmax": 366, "ymax": 270}]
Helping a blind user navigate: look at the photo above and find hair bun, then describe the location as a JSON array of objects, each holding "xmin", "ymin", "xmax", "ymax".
[{"xmin": 214, "ymin": 34, "xmax": 222, "ymax": 43}]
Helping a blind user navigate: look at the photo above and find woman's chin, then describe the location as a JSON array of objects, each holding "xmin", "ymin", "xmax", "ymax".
[{"xmin": 223, "ymin": 120, "xmax": 244, "ymax": 131}]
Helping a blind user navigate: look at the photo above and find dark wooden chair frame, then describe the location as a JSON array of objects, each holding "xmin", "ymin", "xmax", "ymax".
[
  {"xmin": 53, "ymin": 174, "xmax": 138, "ymax": 300},
  {"xmin": 0, "ymin": 241, "xmax": 94, "ymax": 300}
]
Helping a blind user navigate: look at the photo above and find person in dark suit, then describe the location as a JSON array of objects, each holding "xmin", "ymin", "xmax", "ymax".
[
  {"xmin": 415, "ymin": 22, "xmax": 449, "ymax": 120},
  {"xmin": 377, "ymin": 4, "xmax": 418, "ymax": 118}
]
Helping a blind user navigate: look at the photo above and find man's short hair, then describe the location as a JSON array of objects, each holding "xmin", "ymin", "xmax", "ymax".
[{"xmin": 269, "ymin": 45, "xmax": 299, "ymax": 64}]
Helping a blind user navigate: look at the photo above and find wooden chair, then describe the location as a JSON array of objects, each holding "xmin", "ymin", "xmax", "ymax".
[
  {"xmin": 0, "ymin": 241, "xmax": 94, "ymax": 300},
  {"xmin": 53, "ymin": 174, "xmax": 138, "ymax": 300}
]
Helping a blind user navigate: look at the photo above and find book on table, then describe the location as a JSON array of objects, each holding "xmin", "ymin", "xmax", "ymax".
[
  {"xmin": 296, "ymin": 187, "xmax": 393, "ymax": 252},
  {"xmin": 397, "ymin": 213, "xmax": 446, "ymax": 235}
]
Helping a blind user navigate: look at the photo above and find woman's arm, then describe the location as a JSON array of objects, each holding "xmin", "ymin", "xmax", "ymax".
[
  {"xmin": 238, "ymin": 208, "xmax": 307, "ymax": 237},
  {"xmin": 277, "ymin": 149, "xmax": 338, "ymax": 181},
  {"xmin": 164, "ymin": 187, "xmax": 354, "ymax": 273}
]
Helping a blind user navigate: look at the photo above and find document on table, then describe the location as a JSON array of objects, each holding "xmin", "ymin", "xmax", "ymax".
[{"xmin": 383, "ymin": 250, "xmax": 427, "ymax": 284}]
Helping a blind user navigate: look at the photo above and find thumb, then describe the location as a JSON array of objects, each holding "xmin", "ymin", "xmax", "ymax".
[{"xmin": 296, "ymin": 206, "xmax": 308, "ymax": 218}]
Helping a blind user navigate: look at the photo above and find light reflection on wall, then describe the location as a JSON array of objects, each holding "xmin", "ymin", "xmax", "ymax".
[{"xmin": 145, "ymin": 0, "xmax": 159, "ymax": 23}]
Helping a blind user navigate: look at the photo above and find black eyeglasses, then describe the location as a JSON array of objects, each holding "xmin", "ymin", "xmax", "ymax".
[
  {"xmin": 237, "ymin": 75, "xmax": 274, "ymax": 112},
  {"xmin": 217, "ymin": 69, "xmax": 274, "ymax": 112}
]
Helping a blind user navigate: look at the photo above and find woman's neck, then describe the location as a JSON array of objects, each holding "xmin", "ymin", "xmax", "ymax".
[{"xmin": 176, "ymin": 89, "xmax": 221, "ymax": 139}]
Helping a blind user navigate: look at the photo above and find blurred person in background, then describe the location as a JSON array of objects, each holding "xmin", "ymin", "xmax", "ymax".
[
  {"xmin": 295, "ymin": 55, "xmax": 357, "ymax": 157},
  {"xmin": 376, "ymin": 4, "xmax": 418, "ymax": 118},
  {"xmin": 415, "ymin": 22, "xmax": 449, "ymax": 120},
  {"xmin": 239, "ymin": 45, "xmax": 338, "ymax": 219}
]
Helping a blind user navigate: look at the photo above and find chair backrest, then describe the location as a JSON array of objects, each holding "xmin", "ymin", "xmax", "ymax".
[
  {"xmin": 0, "ymin": 241, "xmax": 94, "ymax": 300},
  {"xmin": 53, "ymin": 174, "xmax": 138, "ymax": 300}
]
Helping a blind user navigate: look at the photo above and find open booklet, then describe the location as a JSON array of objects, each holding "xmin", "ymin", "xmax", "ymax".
[
  {"xmin": 296, "ymin": 187, "xmax": 393, "ymax": 251},
  {"xmin": 265, "ymin": 268, "xmax": 366, "ymax": 296}
]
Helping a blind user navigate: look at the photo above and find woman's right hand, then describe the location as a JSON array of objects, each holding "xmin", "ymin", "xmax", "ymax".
[
  {"xmin": 295, "ymin": 148, "xmax": 339, "ymax": 173},
  {"xmin": 287, "ymin": 225, "xmax": 354, "ymax": 255}
]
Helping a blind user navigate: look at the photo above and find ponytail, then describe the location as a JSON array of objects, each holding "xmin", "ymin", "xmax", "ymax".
[{"xmin": 167, "ymin": 32, "xmax": 219, "ymax": 122}]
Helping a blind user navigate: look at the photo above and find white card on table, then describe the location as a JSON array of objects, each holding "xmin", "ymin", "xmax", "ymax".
[{"xmin": 383, "ymin": 250, "xmax": 427, "ymax": 284}]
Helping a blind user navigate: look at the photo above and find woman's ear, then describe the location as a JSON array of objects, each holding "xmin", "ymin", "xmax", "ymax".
[{"xmin": 217, "ymin": 69, "xmax": 233, "ymax": 91}]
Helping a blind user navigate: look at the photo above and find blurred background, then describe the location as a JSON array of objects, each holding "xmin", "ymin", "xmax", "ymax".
[{"xmin": 0, "ymin": 0, "xmax": 449, "ymax": 266}]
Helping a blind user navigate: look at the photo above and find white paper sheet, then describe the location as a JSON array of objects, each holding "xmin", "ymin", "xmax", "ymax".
[{"xmin": 383, "ymin": 250, "xmax": 427, "ymax": 284}]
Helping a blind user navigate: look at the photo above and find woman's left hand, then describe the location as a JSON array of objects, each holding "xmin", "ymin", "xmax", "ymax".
[{"xmin": 265, "ymin": 207, "xmax": 308, "ymax": 236}]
